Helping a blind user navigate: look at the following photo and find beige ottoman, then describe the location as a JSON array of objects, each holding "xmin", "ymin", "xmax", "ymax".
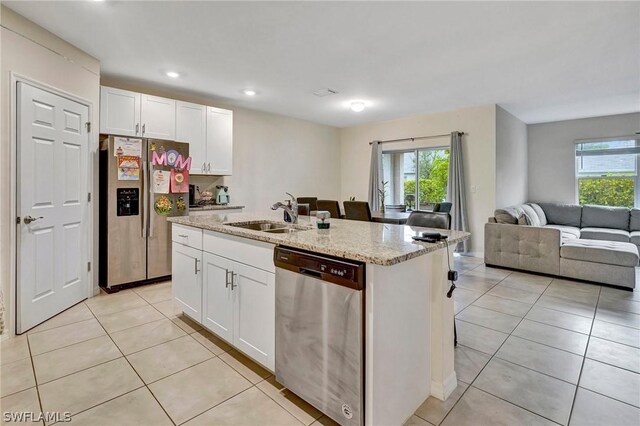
[{"xmin": 560, "ymin": 239, "xmax": 638, "ymax": 289}]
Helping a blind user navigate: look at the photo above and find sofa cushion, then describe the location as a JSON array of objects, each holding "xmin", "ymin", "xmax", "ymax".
[
  {"xmin": 581, "ymin": 205, "xmax": 630, "ymax": 230},
  {"xmin": 544, "ymin": 225, "xmax": 581, "ymax": 239},
  {"xmin": 526, "ymin": 203, "xmax": 547, "ymax": 226},
  {"xmin": 494, "ymin": 206, "xmax": 524, "ymax": 225},
  {"xmin": 538, "ymin": 203, "xmax": 582, "ymax": 227},
  {"xmin": 561, "ymin": 239, "xmax": 639, "ymax": 267},
  {"xmin": 630, "ymin": 209, "xmax": 640, "ymax": 231},
  {"xmin": 521, "ymin": 204, "xmax": 542, "ymax": 227},
  {"xmin": 629, "ymin": 231, "xmax": 640, "ymax": 246},
  {"xmin": 580, "ymin": 227, "xmax": 630, "ymax": 243}
]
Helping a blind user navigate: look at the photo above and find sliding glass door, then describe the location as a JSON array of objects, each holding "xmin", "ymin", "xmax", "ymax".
[{"xmin": 382, "ymin": 147, "xmax": 450, "ymax": 210}]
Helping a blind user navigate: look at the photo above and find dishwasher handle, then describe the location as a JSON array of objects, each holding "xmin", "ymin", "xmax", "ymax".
[{"xmin": 299, "ymin": 268, "xmax": 323, "ymax": 279}]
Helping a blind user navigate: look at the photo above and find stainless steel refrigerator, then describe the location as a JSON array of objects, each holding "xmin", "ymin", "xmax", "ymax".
[{"xmin": 99, "ymin": 136, "xmax": 190, "ymax": 290}]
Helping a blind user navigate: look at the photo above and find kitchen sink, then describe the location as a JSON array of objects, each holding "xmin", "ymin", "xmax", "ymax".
[
  {"xmin": 225, "ymin": 221, "xmax": 310, "ymax": 233},
  {"xmin": 263, "ymin": 228, "xmax": 300, "ymax": 234}
]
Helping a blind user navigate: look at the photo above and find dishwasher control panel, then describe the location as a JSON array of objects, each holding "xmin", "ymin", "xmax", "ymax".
[{"xmin": 274, "ymin": 247, "xmax": 365, "ymax": 290}]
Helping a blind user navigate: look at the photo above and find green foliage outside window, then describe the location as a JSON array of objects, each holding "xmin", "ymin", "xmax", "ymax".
[
  {"xmin": 404, "ymin": 152, "xmax": 449, "ymax": 205},
  {"xmin": 578, "ymin": 177, "xmax": 634, "ymax": 208}
]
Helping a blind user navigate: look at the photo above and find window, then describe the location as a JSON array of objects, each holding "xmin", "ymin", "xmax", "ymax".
[
  {"xmin": 575, "ymin": 138, "xmax": 640, "ymax": 208},
  {"xmin": 382, "ymin": 147, "xmax": 449, "ymax": 210}
]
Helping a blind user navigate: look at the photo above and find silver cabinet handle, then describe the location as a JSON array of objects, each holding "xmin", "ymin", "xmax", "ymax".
[
  {"xmin": 208, "ymin": 162, "xmax": 212, "ymax": 173},
  {"xmin": 194, "ymin": 258, "xmax": 200, "ymax": 274},
  {"xmin": 23, "ymin": 216, "xmax": 43, "ymax": 224},
  {"xmin": 225, "ymin": 269, "xmax": 232, "ymax": 288},
  {"xmin": 135, "ymin": 123, "xmax": 139, "ymax": 134},
  {"xmin": 142, "ymin": 124, "xmax": 146, "ymax": 135},
  {"xmin": 178, "ymin": 234, "xmax": 188, "ymax": 238},
  {"xmin": 230, "ymin": 272, "xmax": 238, "ymax": 290},
  {"xmin": 202, "ymin": 162, "xmax": 207, "ymax": 173}
]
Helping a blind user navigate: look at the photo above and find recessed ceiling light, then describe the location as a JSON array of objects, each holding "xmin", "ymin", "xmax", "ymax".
[
  {"xmin": 166, "ymin": 71, "xmax": 180, "ymax": 78},
  {"xmin": 243, "ymin": 89, "xmax": 256, "ymax": 96},
  {"xmin": 350, "ymin": 101, "xmax": 366, "ymax": 112}
]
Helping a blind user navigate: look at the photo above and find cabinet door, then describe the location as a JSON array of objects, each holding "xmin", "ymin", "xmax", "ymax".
[
  {"xmin": 202, "ymin": 252, "xmax": 235, "ymax": 342},
  {"xmin": 171, "ymin": 243, "xmax": 202, "ymax": 323},
  {"xmin": 176, "ymin": 101, "xmax": 207, "ymax": 174},
  {"xmin": 232, "ymin": 261, "xmax": 275, "ymax": 370},
  {"xmin": 206, "ymin": 107, "xmax": 233, "ymax": 175},
  {"xmin": 99, "ymin": 86, "xmax": 141, "ymax": 136},
  {"xmin": 141, "ymin": 94, "xmax": 176, "ymax": 140}
]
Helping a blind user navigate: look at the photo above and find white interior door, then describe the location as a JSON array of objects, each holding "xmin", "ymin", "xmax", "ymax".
[{"xmin": 17, "ymin": 82, "xmax": 89, "ymax": 333}]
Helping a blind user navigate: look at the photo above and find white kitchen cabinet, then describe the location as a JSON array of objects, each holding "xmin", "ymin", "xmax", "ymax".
[
  {"xmin": 176, "ymin": 101, "xmax": 207, "ymax": 174},
  {"xmin": 232, "ymin": 261, "xmax": 275, "ymax": 369},
  {"xmin": 141, "ymin": 94, "xmax": 176, "ymax": 140},
  {"xmin": 99, "ymin": 86, "xmax": 141, "ymax": 136},
  {"xmin": 206, "ymin": 106, "xmax": 233, "ymax": 175},
  {"xmin": 172, "ymin": 243, "xmax": 202, "ymax": 323},
  {"xmin": 100, "ymin": 87, "xmax": 233, "ymax": 170},
  {"xmin": 202, "ymin": 252, "xmax": 234, "ymax": 342}
]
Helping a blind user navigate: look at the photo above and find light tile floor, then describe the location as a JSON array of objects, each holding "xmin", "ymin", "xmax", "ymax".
[
  {"xmin": 428, "ymin": 255, "xmax": 640, "ymax": 426},
  {"xmin": 1, "ymin": 257, "xmax": 639, "ymax": 426}
]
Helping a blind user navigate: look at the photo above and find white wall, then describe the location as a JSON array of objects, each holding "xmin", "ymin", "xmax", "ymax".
[
  {"xmin": 1, "ymin": 6, "xmax": 101, "ymax": 336},
  {"xmin": 100, "ymin": 77, "xmax": 342, "ymax": 214},
  {"xmin": 339, "ymin": 105, "xmax": 497, "ymax": 256},
  {"xmin": 528, "ymin": 113, "xmax": 640, "ymax": 203},
  {"xmin": 496, "ymin": 106, "xmax": 528, "ymax": 207}
]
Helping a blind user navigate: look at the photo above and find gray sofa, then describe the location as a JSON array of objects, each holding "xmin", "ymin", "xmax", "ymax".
[{"xmin": 485, "ymin": 203, "xmax": 639, "ymax": 289}]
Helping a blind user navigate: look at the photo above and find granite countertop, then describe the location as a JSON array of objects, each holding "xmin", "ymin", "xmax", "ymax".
[
  {"xmin": 169, "ymin": 211, "xmax": 470, "ymax": 266},
  {"xmin": 189, "ymin": 205, "xmax": 245, "ymax": 211}
]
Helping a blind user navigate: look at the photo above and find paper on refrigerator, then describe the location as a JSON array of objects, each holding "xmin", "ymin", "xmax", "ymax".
[
  {"xmin": 153, "ymin": 170, "xmax": 170, "ymax": 194},
  {"xmin": 113, "ymin": 137, "xmax": 142, "ymax": 157}
]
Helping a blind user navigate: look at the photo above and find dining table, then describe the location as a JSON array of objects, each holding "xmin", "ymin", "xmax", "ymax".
[{"xmin": 370, "ymin": 211, "xmax": 411, "ymax": 224}]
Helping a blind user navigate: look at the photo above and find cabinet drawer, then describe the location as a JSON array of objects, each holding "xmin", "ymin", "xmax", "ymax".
[
  {"xmin": 203, "ymin": 231, "xmax": 275, "ymax": 273},
  {"xmin": 172, "ymin": 224, "xmax": 203, "ymax": 250}
]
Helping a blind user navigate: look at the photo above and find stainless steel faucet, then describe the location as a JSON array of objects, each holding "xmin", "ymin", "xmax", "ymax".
[{"xmin": 271, "ymin": 192, "xmax": 298, "ymax": 224}]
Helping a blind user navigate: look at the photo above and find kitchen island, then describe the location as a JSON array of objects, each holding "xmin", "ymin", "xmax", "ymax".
[{"xmin": 168, "ymin": 211, "xmax": 469, "ymax": 426}]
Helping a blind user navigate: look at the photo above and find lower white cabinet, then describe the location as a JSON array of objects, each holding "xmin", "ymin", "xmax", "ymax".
[
  {"xmin": 172, "ymin": 229, "xmax": 275, "ymax": 371},
  {"xmin": 202, "ymin": 252, "xmax": 275, "ymax": 370},
  {"xmin": 172, "ymin": 243, "xmax": 202, "ymax": 323},
  {"xmin": 202, "ymin": 252, "xmax": 234, "ymax": 342},
  {"xmin": 230, "ymin": 261, "xmax": 275, "ymax": 369}
]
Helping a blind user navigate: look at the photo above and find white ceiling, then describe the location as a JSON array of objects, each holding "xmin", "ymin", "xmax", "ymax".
[{"xmin": 5, "ymin": 1, "xmax": 640, "ymax": 128}]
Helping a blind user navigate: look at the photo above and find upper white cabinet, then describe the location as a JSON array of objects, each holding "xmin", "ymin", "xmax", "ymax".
[
  {"xmin": 100, "ymin": 86, "xmax": 233, "ymax": 175},
  {"xmin": 100, "ymin": 87, "xmax": 141, "ymax": 136},
  {"xmin": 141, "ymin": 94, "xmax": 176, "ymax": 140},
  {"xmin": 176, "ymin": 101, "xmax": 207, "ymax": 174},
  {"xmin": 206, "ymin": 107, "xmax": 233, "ymax": 175}
]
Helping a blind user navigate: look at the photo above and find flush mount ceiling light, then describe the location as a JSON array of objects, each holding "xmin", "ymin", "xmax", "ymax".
[
  {"xmin": 166, "ymin": 71, "xmax": 180, "ymax": 78},
  {"xmin": 243, "ymin": 89, "xmax": 256, "ymax": 96},
  {"xmin": 350, "ymin": 101, "xmax": 366, "ymax": 112}
]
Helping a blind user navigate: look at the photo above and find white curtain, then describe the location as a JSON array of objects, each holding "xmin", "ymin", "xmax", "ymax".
[
  {"xmin": 447, "ymin": 132, "xmax": 470, "ymax": 252},
  {"xmin": 368, "ymin": 141, "xmax": 382, "ymax": 211}
]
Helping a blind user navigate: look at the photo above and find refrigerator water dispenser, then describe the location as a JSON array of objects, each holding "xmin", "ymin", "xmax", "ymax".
[{"xmin": 116, "ymin": 188, "xmax": 139, "ymax": 216}]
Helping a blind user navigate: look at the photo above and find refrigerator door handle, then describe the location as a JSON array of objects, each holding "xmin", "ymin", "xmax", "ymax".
[{"xmin": 141, "ymin": 161, "xmax": 147, "ymax": 238}]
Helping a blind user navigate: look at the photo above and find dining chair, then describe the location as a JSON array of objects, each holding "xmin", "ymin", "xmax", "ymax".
[
  {"xmin": 297, "ymin": 197, "xmax": 318, "ymax": 211},
  {"xmin": 317, "ymin": 200, "xmax": 341, "ymax": 219},
  {"xmin": 406, "ymin": 211, "xmax": 452, "ymax": 229},
  {"xmin": 405, "ymin": 210, "xmax": 455, "ymax": 345},
  {"xmin": 343, "ymin": 201, "xmax": 372, "ymax": 222},
  {"xmin": 433, "ymin": 202, "xmax": 452, "ymax": 214}
]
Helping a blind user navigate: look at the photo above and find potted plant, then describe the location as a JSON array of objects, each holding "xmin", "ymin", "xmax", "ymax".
[{"xmin": 379, "ymin": 180, "xmax": 389, "ymax": 213}]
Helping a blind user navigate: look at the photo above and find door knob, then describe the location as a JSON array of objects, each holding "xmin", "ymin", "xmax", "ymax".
[{"xmin": 23, "ymin": 216, "xmax": 43, "ymax": 224}]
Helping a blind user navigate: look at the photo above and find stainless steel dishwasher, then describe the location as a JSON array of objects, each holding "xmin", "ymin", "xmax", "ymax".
[{"xmin": 274, "ymin": 247, "xmax": 365, "ymax": 426}]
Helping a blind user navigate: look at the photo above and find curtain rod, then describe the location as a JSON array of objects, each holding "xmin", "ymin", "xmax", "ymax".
[{"xmin": 369, "ymin": 132, "xmax": 464, "ymax": 145}]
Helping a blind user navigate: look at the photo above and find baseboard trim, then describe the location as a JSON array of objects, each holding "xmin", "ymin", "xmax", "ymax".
[{"xmin": 430, "ymin": 371, "xmax": 458, "ymax": 401}]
